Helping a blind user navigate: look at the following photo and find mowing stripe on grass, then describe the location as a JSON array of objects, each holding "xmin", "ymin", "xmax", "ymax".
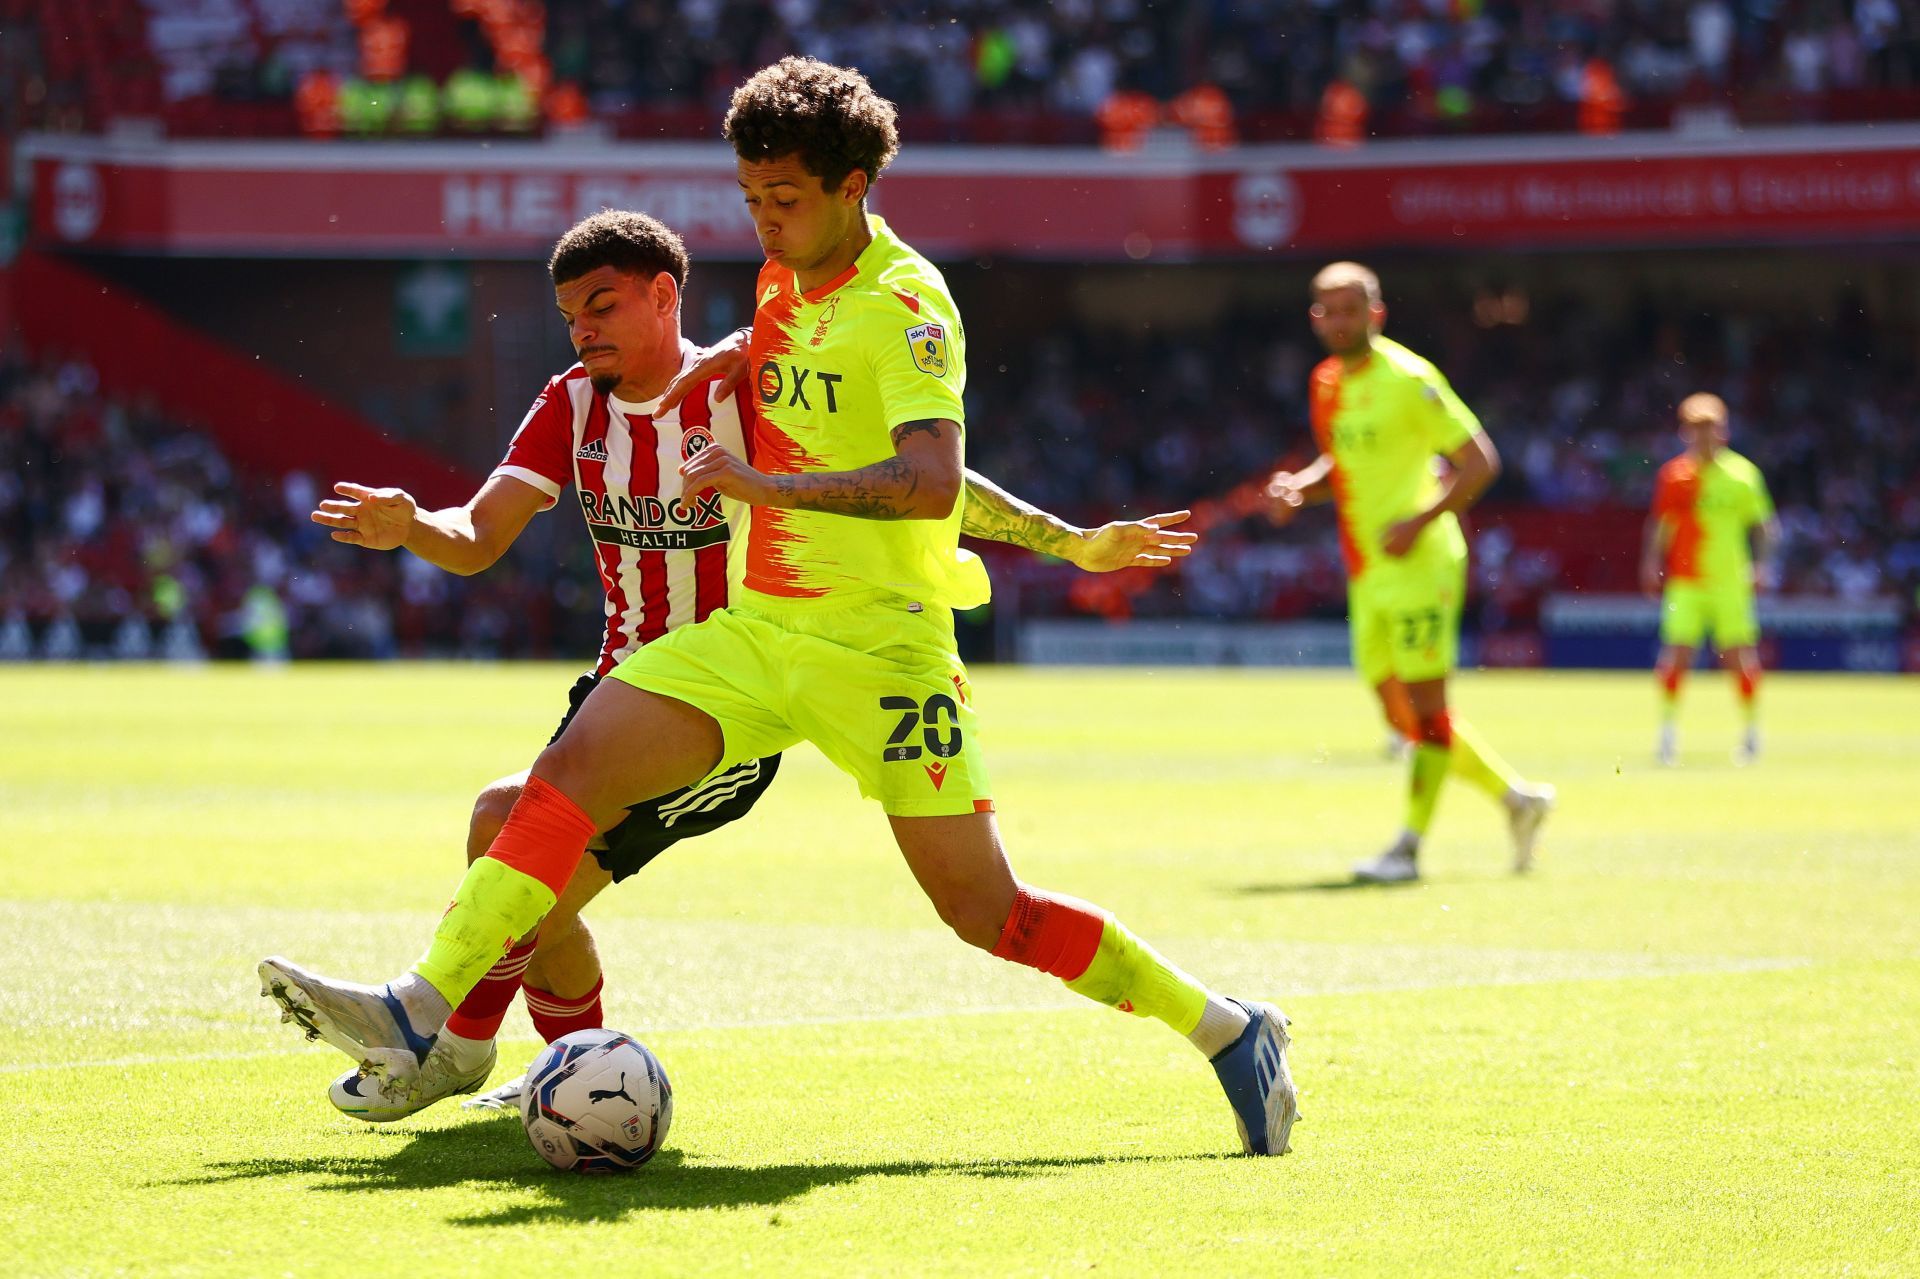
[{"xmin": 3, "ymin": 899, "xmax": 1811, "ymax": 1048}]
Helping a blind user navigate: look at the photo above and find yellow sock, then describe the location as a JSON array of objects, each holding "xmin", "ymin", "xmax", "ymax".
[
  {"xmin": 412, "ymin": 858, "xmax": 556, "ymax": 1004},
  {"xmin": 1405, "ymin": 742, "xmax": 1451, "ymax": 836},
  {"xmin": 1450, "ymin": 716, "xmax": 1522, "ymax": 802},
  {"xmin": 1065, "ymin": 917, "xmax": 1208, "ymax": 1035}
]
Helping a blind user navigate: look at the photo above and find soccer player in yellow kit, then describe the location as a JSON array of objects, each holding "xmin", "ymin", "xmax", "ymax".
[
  {"xmin": 1266, "ymin": 263, "xmax": 1555, "ymax": 884},
  {"xmin": 1640, "ymin": 393, "xmax": 1778, "ymax": 765},
  {"xmin": 259, "ymin": 58, "xmax": 1299, "ymax": 1158}
]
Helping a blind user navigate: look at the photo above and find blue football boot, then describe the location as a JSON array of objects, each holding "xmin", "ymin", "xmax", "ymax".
[{"xmin": 1209, "ymin": 998, "xmax": 1299, "ymax": 1155}]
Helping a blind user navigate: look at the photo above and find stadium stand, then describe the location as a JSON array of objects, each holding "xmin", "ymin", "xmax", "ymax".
[
  {"xmin": 6, "ymin": 6, "xmax": 1915, "ymax": 666},
  {"xmin": 963, "ymin": 293, "xmax": 1920, "ymax": 637},
  {"xmin": 5, "ymin": 297, "xmax": 1914, "ymax": 660},
  {"xmin": 12, "ymin": 1, "xmax": 1920, "ymax": 140},
  {"xmin": 0, "ymin": 348, "xmax": 599, "ymax": 661}
]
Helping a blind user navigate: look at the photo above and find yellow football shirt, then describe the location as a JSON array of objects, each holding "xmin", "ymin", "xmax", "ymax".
[
  {"xmin": 740, "ymin": 215, "xmax": 989, "ymax": 609},
  {"xmin": 1651, "ymin": 449, "xmax": 1773, "ymax": 587},
  {"xmin": 1308, "ymin": 336, "xmax": 1480, "ymax": 579}
]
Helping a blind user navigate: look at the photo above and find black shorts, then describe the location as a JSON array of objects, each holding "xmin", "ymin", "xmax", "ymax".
[{"xmin": 551, "ymin": 672, "xmax": 781, "ymax": 883}]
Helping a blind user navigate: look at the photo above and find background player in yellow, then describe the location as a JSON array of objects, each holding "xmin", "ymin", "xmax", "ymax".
[
  {"xmin": 1264, "ymin": 262, "xmax": 1555, "ymax": 884},
  {"xmin": 260, "ymin": 57, "xmax": 1299, "ymax": 1158},
  {"xmin": 1640, "ymin": 393, "xmax": 1778, "ymax": 765}
]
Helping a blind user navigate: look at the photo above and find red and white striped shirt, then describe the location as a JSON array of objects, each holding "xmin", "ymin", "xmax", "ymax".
[{"xmin": 492, "ymin": 342, "xmax": 745, "ymax": 676}]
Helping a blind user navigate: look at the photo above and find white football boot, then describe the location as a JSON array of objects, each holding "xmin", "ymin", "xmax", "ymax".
[
  {"xmin": 1505, "ymin": 783, "xmax": 1556, "ymax": 873},
  {"xmin": 1657, "ymin": 723, "xmax": 1678, "ymax": 767},
  {"xmin": 1352, "ymin": 836, "xmax": 1420, "ymax": 884},
  {"xmin": 1735, "ymin": 725, "xmax": 1760, "ymax": 766},
  {"xmin": 461, "ymin": 1074, "xmax": 528, "ymax": 1111},
  {"xmin": 257, "ymin": 956, "xmax": 443, "ymax": 1085},
  {"xmin": 329, "ymin": 1039, "xmax": 498, "ymax": 1122}
]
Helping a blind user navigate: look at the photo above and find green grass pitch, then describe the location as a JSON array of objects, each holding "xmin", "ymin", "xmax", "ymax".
[{"xmin": 2, "ymin": 664, "xmax": 1915, "ymax": 1277}]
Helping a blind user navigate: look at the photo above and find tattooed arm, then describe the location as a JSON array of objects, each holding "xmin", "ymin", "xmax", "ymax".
[
  {"xmin": 959, "ymin": 470, "xmax": 1078, "ymax": 556},
  {"xmin": 678, "ymin": 418, "xmax": 963, "ymax": 520},
  {"xmin": 962, "ymin": 470, "xmax": 1199, "ymax": 571}
]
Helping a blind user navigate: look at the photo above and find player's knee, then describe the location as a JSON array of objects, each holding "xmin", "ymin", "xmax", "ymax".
[
  {"xmin": 1415, "ymin": 710, "xmax": 1453, "ymax": 748},
  {"xmin": 927, "ymin": 883, "xmax": 1011, "ymax": 951},
  {"xmin": 530, "ymin": 737, "xmax": 602, "ymax": 813},
  {"xmin": 468, "ymin": 779, "xmax": 523, "ymax": 864}
]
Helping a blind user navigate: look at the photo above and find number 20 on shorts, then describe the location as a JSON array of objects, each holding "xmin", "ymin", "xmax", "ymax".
[{"xmin": 879, "ymin": 695, "xmax": 963, "ymax": 762}]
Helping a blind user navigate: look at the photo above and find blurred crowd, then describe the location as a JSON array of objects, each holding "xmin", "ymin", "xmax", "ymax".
[
  {"xmin": 0, "ymin": 351, "xmax": 604, "ymax": 660},
  {"xmin": 5, "ymin": 290, "xmax": 1917, "ymax": 660},
  {"xmin": 965, "ymin": 294, "xmax": 1920, "ymax": 627},
  {"xmin": 551, "ymin": 0, "xmax": 1920, "ymax": 124},
  {"xmin": 11, "ymin": 0, "xmax": 1920, "ymax": 141}
]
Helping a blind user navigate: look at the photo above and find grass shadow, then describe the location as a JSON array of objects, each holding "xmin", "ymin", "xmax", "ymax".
[
  {"xmin": 1229, "ymin": 876, "xmax": 1423, "ymax": 895},
  {"xmin": 1228, "ymin": 868, "xmax": 1524, "ymax": 895},
  {"xmin": 172, "ymin": 1115, "xmax": 1233, "ymax": 1226}
]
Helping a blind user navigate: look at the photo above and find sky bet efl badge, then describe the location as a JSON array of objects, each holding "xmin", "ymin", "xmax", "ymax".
[{"xmin": 906, "ymin": 321, "xmax": 947, "ymax": 377}]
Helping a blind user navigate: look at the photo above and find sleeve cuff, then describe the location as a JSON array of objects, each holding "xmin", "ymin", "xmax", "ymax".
[
  {"xmin": 492, "ymin": 466, "xmax": 563, "ymax": 511},
  {"xmin": 886, "ymin": 411, "xmax": 965, "ymax": 433}
]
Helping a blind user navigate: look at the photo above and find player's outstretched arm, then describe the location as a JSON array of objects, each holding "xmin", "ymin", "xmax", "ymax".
[
  {"xmin": 1264, "ymin": 452, "xmax": 1336, "ymax": 526},
  {"xmin": 679, "ymin": 418, "xmax": 963, "ymax": 520},
  {"xmin": 656, "ymin": 327, "xmax": 752, "ymax": 412},
  {"xmin": 309, "ymin": 475, "xmax": 546, "ymax": 575},
  {"xmin": 960, "ymin": 470, "xmax": 1196, "ymax": 571}
]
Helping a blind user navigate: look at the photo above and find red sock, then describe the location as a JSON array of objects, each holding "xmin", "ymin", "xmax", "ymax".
[
  {"xmin": 485, "ymin": 775, "xmax": 595, "ymax": 898},
  {"xmin": 444, "ymin": 939, "xmax": 536, "ymax": 1040},
  {"xmin": 1660, "ymin": 666, "xmax": 1685, "ymax": 698},
  {"xmin": 1415, "ymin": 710, "xmax": 1453, "ymax": 748},
  {"xmin": 525, "ymin": 975, "xmax": 605, "ymax": 1043},
  {"xmin": 1736, "ymin": 668, "xmax": 1758, "ymax": 705},
  {"xmin": 990, "ymin": 887, "xmax": 1106, "ymax": 981}
]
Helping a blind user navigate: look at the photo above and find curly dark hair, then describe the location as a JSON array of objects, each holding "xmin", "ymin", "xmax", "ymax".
[
  {"xmin": 548, "ymin": 210, "xmax": 689, "ymax": 289},
  {"xmin": 723, "ymin": 57, "xmax": 900, "ymax": 192}
]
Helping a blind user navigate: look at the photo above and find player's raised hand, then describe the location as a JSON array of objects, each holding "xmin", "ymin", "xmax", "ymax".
[
  {"xmin": 1263, "ymin": 471, "xmax": 1306, "ymax": 526},
  {"xmin": 658, "ymin": 327, "xmax": 752, "ymax": 412},
  {"xmin": 679, "ymin": 444, "xmax": 778, "ymax": 506},
  {"xmin": 311, "ymin": 481, "xmax": 417, "ymax": 550},
  {"xmin": 1071, "ymin": 510, "xmax": 1199, "ymax": 572}
]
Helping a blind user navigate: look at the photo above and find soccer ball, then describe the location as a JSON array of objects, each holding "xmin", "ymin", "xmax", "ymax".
[{"xmin": 519, "ymin": 1028, "xmax": 673, "ymax": 1173}]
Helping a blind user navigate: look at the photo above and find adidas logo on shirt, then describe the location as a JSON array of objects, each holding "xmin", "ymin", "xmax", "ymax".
[{"xmin": 576, "ymin": 439, "xmax": 609, "ymax": 462}]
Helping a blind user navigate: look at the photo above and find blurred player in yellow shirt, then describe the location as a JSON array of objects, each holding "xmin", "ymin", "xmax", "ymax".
[
  {"xmin": 1640, "ymin": 394, "xmax": 1778, "ymax": 765},
  {"xmin": 1265, "ymin": 263, "xmax": 1555, "ymax": 884}
]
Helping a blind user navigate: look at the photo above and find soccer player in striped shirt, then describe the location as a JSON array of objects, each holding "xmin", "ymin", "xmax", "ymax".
[
  {"xmin": 1265, "ymin": 262, "xmax": 1555, "ymax": 884},
  {"xmin": 301, "ymin": 208, "xmax": 1198, "ymax": 1120},
  {"xmin": 265, "ymin": 57, "xmax": 1298, "ymax": 1157},
  {"xmin": 1639, "ymin": 393, "xmax": 1778, "ymax": 765}
]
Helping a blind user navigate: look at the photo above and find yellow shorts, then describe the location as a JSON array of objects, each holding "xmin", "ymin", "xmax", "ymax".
[
  {"xmin": 1349, "ymin": 548, "xmax": 1466, "ymax": 686},
  {"xmin": 1660, "ymin": 580, "xmax": 1758, "ymax": 649},
  {"xmin": 608, "ymin": 590, "xmax": 992, "ymax": 818}
]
